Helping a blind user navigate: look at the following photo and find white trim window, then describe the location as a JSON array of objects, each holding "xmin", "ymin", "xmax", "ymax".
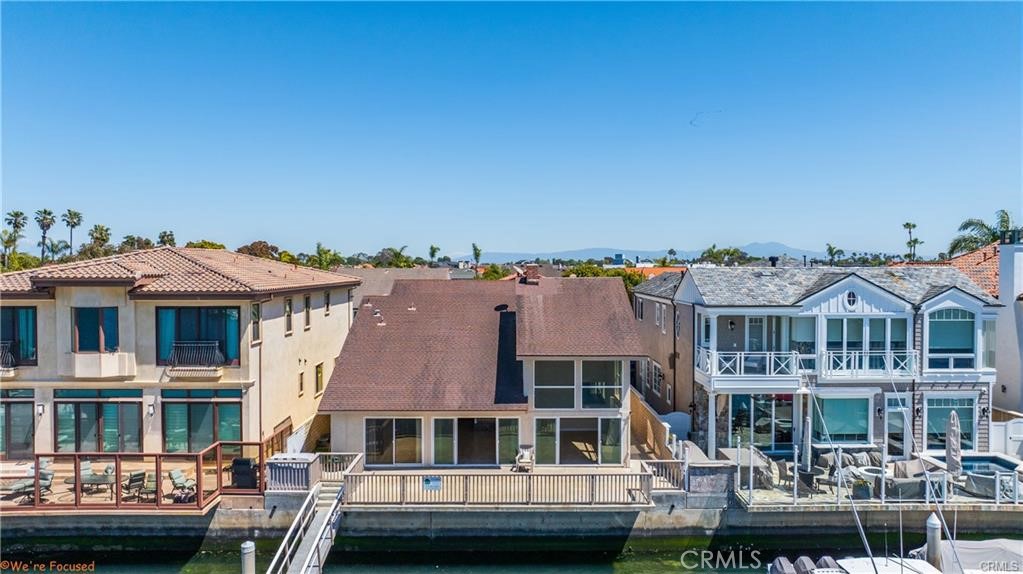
[
  {"xmin": 635, "ymin": 298, "xmax": 645, "ymax": 321},
  {"xmin": 651, "ymin": 362, "xmax": 663, "ymax": 396},
  {"xmin": 924, "ymin": 395, "xmax": 976, "ymax": 451},
  {"xmin": 581, "ymin": 360, "xmax": 623, "ymax": 409},
  {"xmin": 534, "ymin": 360, "xmax": 575, "ymax": 409},
  {"xmin": 674, "ymin": 308, "xmax": 681, "ymax": 339},
  {"xmin": 927, "ymin": 308, "xmax": 976, "ymax": 369},
  {"xmin": 811, "ymin": 397, "xmax": 871, "ymax": 444},
  {"xmin": 654, "ymin": 303, "xmax": 663, "ymax": 329},
  {"xmin": 365, "ymin": 417, "xmax": 423, "ymax": 465}
]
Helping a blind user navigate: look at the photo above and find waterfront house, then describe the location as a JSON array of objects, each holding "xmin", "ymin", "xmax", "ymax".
[
  {"xmin": 631, "ymin": 271, "xmax": 691, "ymax": 416},
  {"xmin": 318, "ymin": 264, "xmax": 645, "ymax": 467},
  {"xmin": 0, "ymin": 247, "xmax": 360, "ymax": 464},
  {"xmin": 673, "ymin": 265, "xmax": 1000, "ymax": 462}
]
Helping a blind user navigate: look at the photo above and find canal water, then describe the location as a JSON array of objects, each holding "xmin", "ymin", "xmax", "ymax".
[{"xmin": 0, "ymin": 532, "xmax": 937, "ymax": 573}]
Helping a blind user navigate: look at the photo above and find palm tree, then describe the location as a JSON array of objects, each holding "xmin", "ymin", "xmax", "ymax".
[
  {"xmin": 472, "ymin": 243, "xmax": 482, "ymax": 267},
  {"xmin": 45, "ymin": 239, "xmax": 70, "ymax": 260},
  {"xmin": 1, "ymin": 229, "xmax": 18, "ymax": 268},
  {"xmin": 825, "ymin": 243, "xmax": 845, "ymax": 266},
  {"xmin": 429, "ymin": 244, "xmax": 440, "ymax": 265},
  {"xmin": 5, "ymin": 211, "xmax": 27, "ymax": 235},
  {"xmin": 158, "ymin": 230, "xmax": 176, "ymax": 247},
  {"xmin": 61, "ymin": 210, "xmax": 83, "ymax": 250},
  {"xmin": 34, "ymin": 209, "xmax": 56, "ymax": 261},
  {"xmin": 902, "ymin": 222, "xmax": 919, "ymax": 261},
  {"xmin": 948, "ymin": 210, "xmax": 1016, "ymax": 256},
  {"xmin": 88, "ymin": 224, "xmax": 111, "ymax": 246},
  {"xmin": 667, "ymin": 248, "xmax": 677, "ymax": 263}
]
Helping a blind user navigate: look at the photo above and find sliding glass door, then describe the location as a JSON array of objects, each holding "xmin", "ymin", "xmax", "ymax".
[
  {"xmin": 56, "ymin": 402, "xmax": 142, "ymax": 453},
  {"xmin": 431, "ymin": 418, "xmax": 519, "ymax": 465},
  {"xmin": 533, "ymin": 417, "xmax": 622, "ymax": 465},
  {"xmin": 0, "ymin": 402, "xmax": 34, "ymax": 459},
  {"xmin": 365, "ymin": 418, "xmax": 422, "ymax": 465}
]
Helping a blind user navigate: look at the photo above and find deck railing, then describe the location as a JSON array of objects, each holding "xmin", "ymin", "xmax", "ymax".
[
  {"xmin": 342, "ymin": 471, "xmax": 653, "ymax": 506},
  {"xmin": 697, "ymin": 348, "xmax": 799, "ymax": 377},
  {"xmin": 697, "ymin": 347, "xmax": 921, "ymax": 378},
  {"xmin": 0, "ymin": 441, "xmax": 263, "ymax": 512},
  {"xmin": 265, "ymin": 487, "xmax": 319, "ymax": 574},
  {"xmin": 0, "ymin": 341, "xmax": 16, "ymax": 369},
  {"xmin": 265, "ymin": 452, "xmax": 362, "ymax": 491},
  {"xmin": 822, "ymin": 350, "xmax": 919, "ymax": 377},
  {"xmin": 644, "ymin": 460, "xmax": 687, "ymax": 491}
]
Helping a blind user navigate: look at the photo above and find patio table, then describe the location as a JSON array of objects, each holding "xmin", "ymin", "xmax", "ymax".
[{"xmin": 64, "ymin": 475, "xmax": 116, "ymax": 501}]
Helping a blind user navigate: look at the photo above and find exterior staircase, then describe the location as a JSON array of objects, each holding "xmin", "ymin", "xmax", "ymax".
[{"xmin": 317, "ymin": 481, "xmax": 343, "ymax": 510}]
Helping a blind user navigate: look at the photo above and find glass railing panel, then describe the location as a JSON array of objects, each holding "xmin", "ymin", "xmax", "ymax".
[
  {"xmin": 77, "ymin": 456, "xmax": 118, "ymax": 506},
  {"xmin": 160, "ymin": 456, "xmax": 199, "ymax": 506},
  {"xmin": 119, "ymin": 455, "xmax": 158, "ymax": 507}
]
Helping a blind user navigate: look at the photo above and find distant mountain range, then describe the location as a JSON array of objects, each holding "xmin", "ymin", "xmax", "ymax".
[{"xmin": 470, "ymin": 242, "xmax": 829, "ymax": 264}]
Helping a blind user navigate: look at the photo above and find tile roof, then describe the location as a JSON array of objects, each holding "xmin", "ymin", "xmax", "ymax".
[
  {"xmin": 685, "ymin": 266, "xmax": 998, "ymax": 307},
  {"xmin": 339, "ymin": 267, "xmax": 451, "ymax": 306},
  {"xmin": 0, "ymin": 247, "xmax": 360, "ymax": 297},
  {"xmin": 319, "ymin": 277, "xmax": 645, "ymax": 412},
  {"xmin": 634, "ymin": 271, "xmax": 684, "ymax": 299},
  {"xmin": 632, "ymin": 266, "xmax": 686, "ymax": 279},
  {"xmin": 888, "ymin": 243, "xmax": 1000, "ymax": 298}
]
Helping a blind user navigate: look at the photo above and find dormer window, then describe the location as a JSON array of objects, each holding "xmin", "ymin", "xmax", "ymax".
[{"xmin": 927, "ymin": 308, "xmax": 975, "ymax": 369}]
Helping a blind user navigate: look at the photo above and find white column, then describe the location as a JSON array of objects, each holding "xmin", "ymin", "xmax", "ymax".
[
  {"xmin": 708, "ymin": 313, "xmax": 718, "ymax": 352},
  {"xmin": 707, "ymin": 391, "xmax": 717, "ymax": 458}
]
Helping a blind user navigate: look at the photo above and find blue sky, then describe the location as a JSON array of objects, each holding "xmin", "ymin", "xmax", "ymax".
[{"xmin": 3, "ymin": 2, "xmax": 1020, "ymax": 258}]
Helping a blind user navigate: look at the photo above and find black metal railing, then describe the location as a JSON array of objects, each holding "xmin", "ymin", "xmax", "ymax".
[
  {"xmin": 0, "ymin": 341, "xmax": 16, "ymax": 369},
  {"xmin": 168, "ymin": 341, "xmax": 225, "ymax": 367}
]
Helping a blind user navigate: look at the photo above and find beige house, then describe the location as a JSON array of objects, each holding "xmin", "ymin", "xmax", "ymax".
[
  {"xmin": 0, "ymin": 247, "xmax": 360, "ymax": 460},
  {"xmin": 319, "ymin": 266, "xmax": 645, "ymax": 467}
]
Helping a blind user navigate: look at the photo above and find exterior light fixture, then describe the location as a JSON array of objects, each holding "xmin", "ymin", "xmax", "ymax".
[
  {"xmin": 36, "ymin": 404, "xmax": 44, "ymax": 417},
  {"xmin": 876, "ymin": 407, "xmax": 884, "ymax": 419},
  {"xmin": 728, "ymin": 320, "xmax": 736, "ymax": 331},
  {"xmin": 980, "ymin": 406, "xmax": 990, "ymax": 418},
  {"xmin": 147, "ymin": 402, "xmax": 156, "ymax": 417}
]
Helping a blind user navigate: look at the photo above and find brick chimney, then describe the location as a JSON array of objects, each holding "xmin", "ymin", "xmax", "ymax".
[{"xmin": 524, "ymin": 263, "xmax": 541, "ymax": 285}]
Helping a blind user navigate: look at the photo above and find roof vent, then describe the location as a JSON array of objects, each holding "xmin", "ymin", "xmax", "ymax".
[
  {"xmin": 372, "ymin": 309, "xmax": 382, "ymax": 317},
  {"xmin": 407, "ymin": 303, "xmax": 417, "ymax": 312}
]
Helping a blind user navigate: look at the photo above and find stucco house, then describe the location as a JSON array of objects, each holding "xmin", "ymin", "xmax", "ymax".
[
  {"xmin": 319, "ymin": 265, "xmax": 645, "ymax": 467},
  {"xmin": 0, "ymin": 247, "xmax": 360, "ymax": 461}
]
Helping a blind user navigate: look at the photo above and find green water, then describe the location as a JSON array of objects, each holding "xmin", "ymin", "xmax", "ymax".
[{"xmin": 6, "ymin": 532, "xmax": 1014, "ymax": 573}]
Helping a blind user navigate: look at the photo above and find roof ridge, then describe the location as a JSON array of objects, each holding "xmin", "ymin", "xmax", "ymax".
[
  {"xmin": 28, "ymin": 246, "xmax": 177, "ymax": 276},
  {"xmin": 168, "ymin": 248, "xmax": 256, "ymax": 291}
]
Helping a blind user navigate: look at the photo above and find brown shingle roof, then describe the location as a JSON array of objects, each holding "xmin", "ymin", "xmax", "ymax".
[
  {"xmin": 0, "ymin": 247, "xmax": 360, "ymax": 298},
  {"xmin": 319, "ymin": 277, "xmax": 644, "ymax": 412}
]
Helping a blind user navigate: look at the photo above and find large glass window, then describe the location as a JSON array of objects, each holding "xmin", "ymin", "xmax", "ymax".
[
  {"xmin": 0, "ymin": 401, "xmax": 34, "ymax": 459},
  {"xmin": 729, "ymin": 394, "xmax": 793, "ymax": 452},
  {"xmin": 457, "ymin": 418, "xmax": 496, "ymax": 465},
  {"xmin": 812, "ymin": 398, "xmax": 870, "ymax": 443},
  {"xmin": 73, "ymin": 307, "xmax": 119, "ymax": 352},
  {"xmin": 364, "ymin": 418, "xmax": 422, "ymax": 465},
  {"xmin": 434, "ymin": 419, "xmax": 454, "ymax": 465},
  {"xmin": 789, "ymin": 317, "xmax": 816, "ymax": 370},
  {"xmin": 56, "ymin": 401, "xmax": 141, "ymax": 452},
  {"xmin": 162, "ymin": 401, "xmax": 241, "ymax": 452},
  {"xmin": 157, "ymin": 307, "xmax": 240, "ymax": 365},
  {"xmin": 0, "ymin": 307, "xmax": 37, "ymax": 366},
  {"xmin": 600, "ymin": 418, "xmax": 622, "ymax": 464},
  {"xmin": 926, "ymin": 397, "xmax": 975, "ymax": 450},
  {"xmin": 582, "ymin": 361, "xmax": 622, "ymax": 408},
  {"xmin": 498, "ymin": 419, "xmax": 519, "ymax": 464},
  {"xmin": 534, "ymin": 361, "xmax": 575, "ymax": 409},
  {"xmin": 928, "ymin": 309, "xmax": 975, "ymax": 369},
  {"xmin": 535, "ymin": 418, "xmax": 557, "ymax": 464}
]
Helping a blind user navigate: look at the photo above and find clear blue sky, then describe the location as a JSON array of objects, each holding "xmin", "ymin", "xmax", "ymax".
[{"xmin": 3, "ymin": 2, "xmax": 1020, "ymax": 258}]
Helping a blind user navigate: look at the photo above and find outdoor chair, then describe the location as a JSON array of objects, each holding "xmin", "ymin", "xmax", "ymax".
[
  {"xmin": 10, "ymin": 470, "xmax": 54, "ymax": 504},
  {"xmin": 121, "ymin": 470, "xmax": 146, "ymax": 501},
  {"xmin": 141, "ymin": 474, "xmax": 158, "ymax": 503},
  {"xmin": 513, "ymin": 445, "xmax": 534, "ymax": 473},
  {"xmin": 169, "ymin": 469, "xmax": 196, "ymax": 491},
  {"xmin": 776, "ymin": 460, "xmax": 794, "ymax": 489}
]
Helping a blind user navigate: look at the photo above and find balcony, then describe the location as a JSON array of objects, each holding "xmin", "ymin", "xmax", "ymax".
[
  {"xmin": 821, "ymin": 350, "xmax": 919, "ymax": 379},
  {"xmin": 697, "ymin": 348, "xmax": 800, "ymax": 377},
  {"xmin": 58, "ymin": 351, "xmax": 137, "ymax": 379},
  {"xmin": 165, "ymin": 341, "xmax": 226, "ymax": 380},
  {"xmin": 0, "ymin": 342, "xmax": 17, "ymax": 379}
]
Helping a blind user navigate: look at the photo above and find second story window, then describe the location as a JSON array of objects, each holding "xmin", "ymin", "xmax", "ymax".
[
  {"xmin": 251, "ymin": 303, "xmax": 261, "ymax": 343},
  {"xmin": 0, "ymin": 306, "xmax": 37, "ymax": 366},
  {"xmin": 157, "ymin": 307, "xmax": 240, "ymax": 366},
  {"xmin": 304, "ymin": 295, "xmax": 312, "ymax": 329},
  {"xmin": 315, "ymin": 363, "xmax": 324, "ymax": 394},
  {"xmin": 284, "ymin": 298, "xmax": 294, "ymax": 333},
  {"xmin": 635, "ymin": 298, "xmax": 644, "ymax": 320},
  {"xmin": 324, "ymin": 291, "xmax": 331, "ymax": 315},
  {"xmin": 928, "ymin": 308, "xmax": 975, "ymax": 369},
  {"xmin": 582, "ymin": 361, "xmax": 622, "ymax": 409},
  {"xmin": 73, "ymin": 307, "xmax": 119, "ymax": 353},
  {"xmin": 534, "ymin": 360, "xmax": 575, "ymax": 409}
]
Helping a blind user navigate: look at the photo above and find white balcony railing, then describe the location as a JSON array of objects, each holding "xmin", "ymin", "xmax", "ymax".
[
  {"xmin": 696, "ymin": 348, "xmax": 799, "ymax": 377},
  {"xmin": 696, "ymin": 347, "xmax": 920, "ymax": 379},
  {"xmin": 822, "ymin": 350, "xmax": 919, "ymax": 378}
]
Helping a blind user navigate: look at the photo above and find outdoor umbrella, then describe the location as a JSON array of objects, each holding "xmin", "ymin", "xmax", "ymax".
[{"xmin": 946, "ymin": 410, "xmax": 962, "ymax": 478}]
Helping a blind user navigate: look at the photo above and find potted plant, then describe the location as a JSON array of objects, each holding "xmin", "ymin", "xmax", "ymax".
[{"xmin": 852, "ymin": 478, "xmax": 873, "ymax": 500}]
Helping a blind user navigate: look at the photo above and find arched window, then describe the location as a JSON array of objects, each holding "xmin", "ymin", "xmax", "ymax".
[{"xmin": 927, "ymin": 308, "xmax": 975, "ymax": 369}]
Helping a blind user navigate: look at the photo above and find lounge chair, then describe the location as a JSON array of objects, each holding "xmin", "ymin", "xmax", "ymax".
[
  {"xmin": 513, "ymin": 445, "xmax": 534, "ymax": 473},
  {"xmin": 141, "ymin": 474, "xmax": 158, "ymax": 503},
  {"xmin": 9, "ymin": 470, "xmax": 54, "ymax": 504},
  {"xmin": 169, "ymin": 469, "xmax": 196, "ymax": 491}
]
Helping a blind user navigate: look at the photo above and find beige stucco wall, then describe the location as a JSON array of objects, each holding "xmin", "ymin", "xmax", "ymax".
[{"xmin": 2, "ymin": 284, "xmax": 354, "ymax": 456}]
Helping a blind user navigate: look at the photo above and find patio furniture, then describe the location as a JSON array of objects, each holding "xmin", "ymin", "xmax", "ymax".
[
  {"xmin": 64, "ymin": 473, "xmax": 117, "ymax": 501},
  {"xmin": 513, "ymin": 445, "xmax": 535, "ymax": 473},
  {"xmin": 797, "ymin": 468, "xmax": 822, "ymax": 496},
  {"xmin": 9, "ymin": 470, "xmax": 54, "ymax": 504},
  {"xmin": 169, "ymin": 469, "xmax": 197, "ymax": 491},
  {"xmin": 140, "ymin": 474, "xmax": 158, "ymax": 503},
  {"xmin": 121, "ymin": 470, "xmax": 146, "ymax": 501},
  {"xmin": 231, "ymin": 458, "xmax": 258, "ymax": 489},
  {"xmin": 776, "ymin": 460, "xmax": 795, "ymax": 489}
]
